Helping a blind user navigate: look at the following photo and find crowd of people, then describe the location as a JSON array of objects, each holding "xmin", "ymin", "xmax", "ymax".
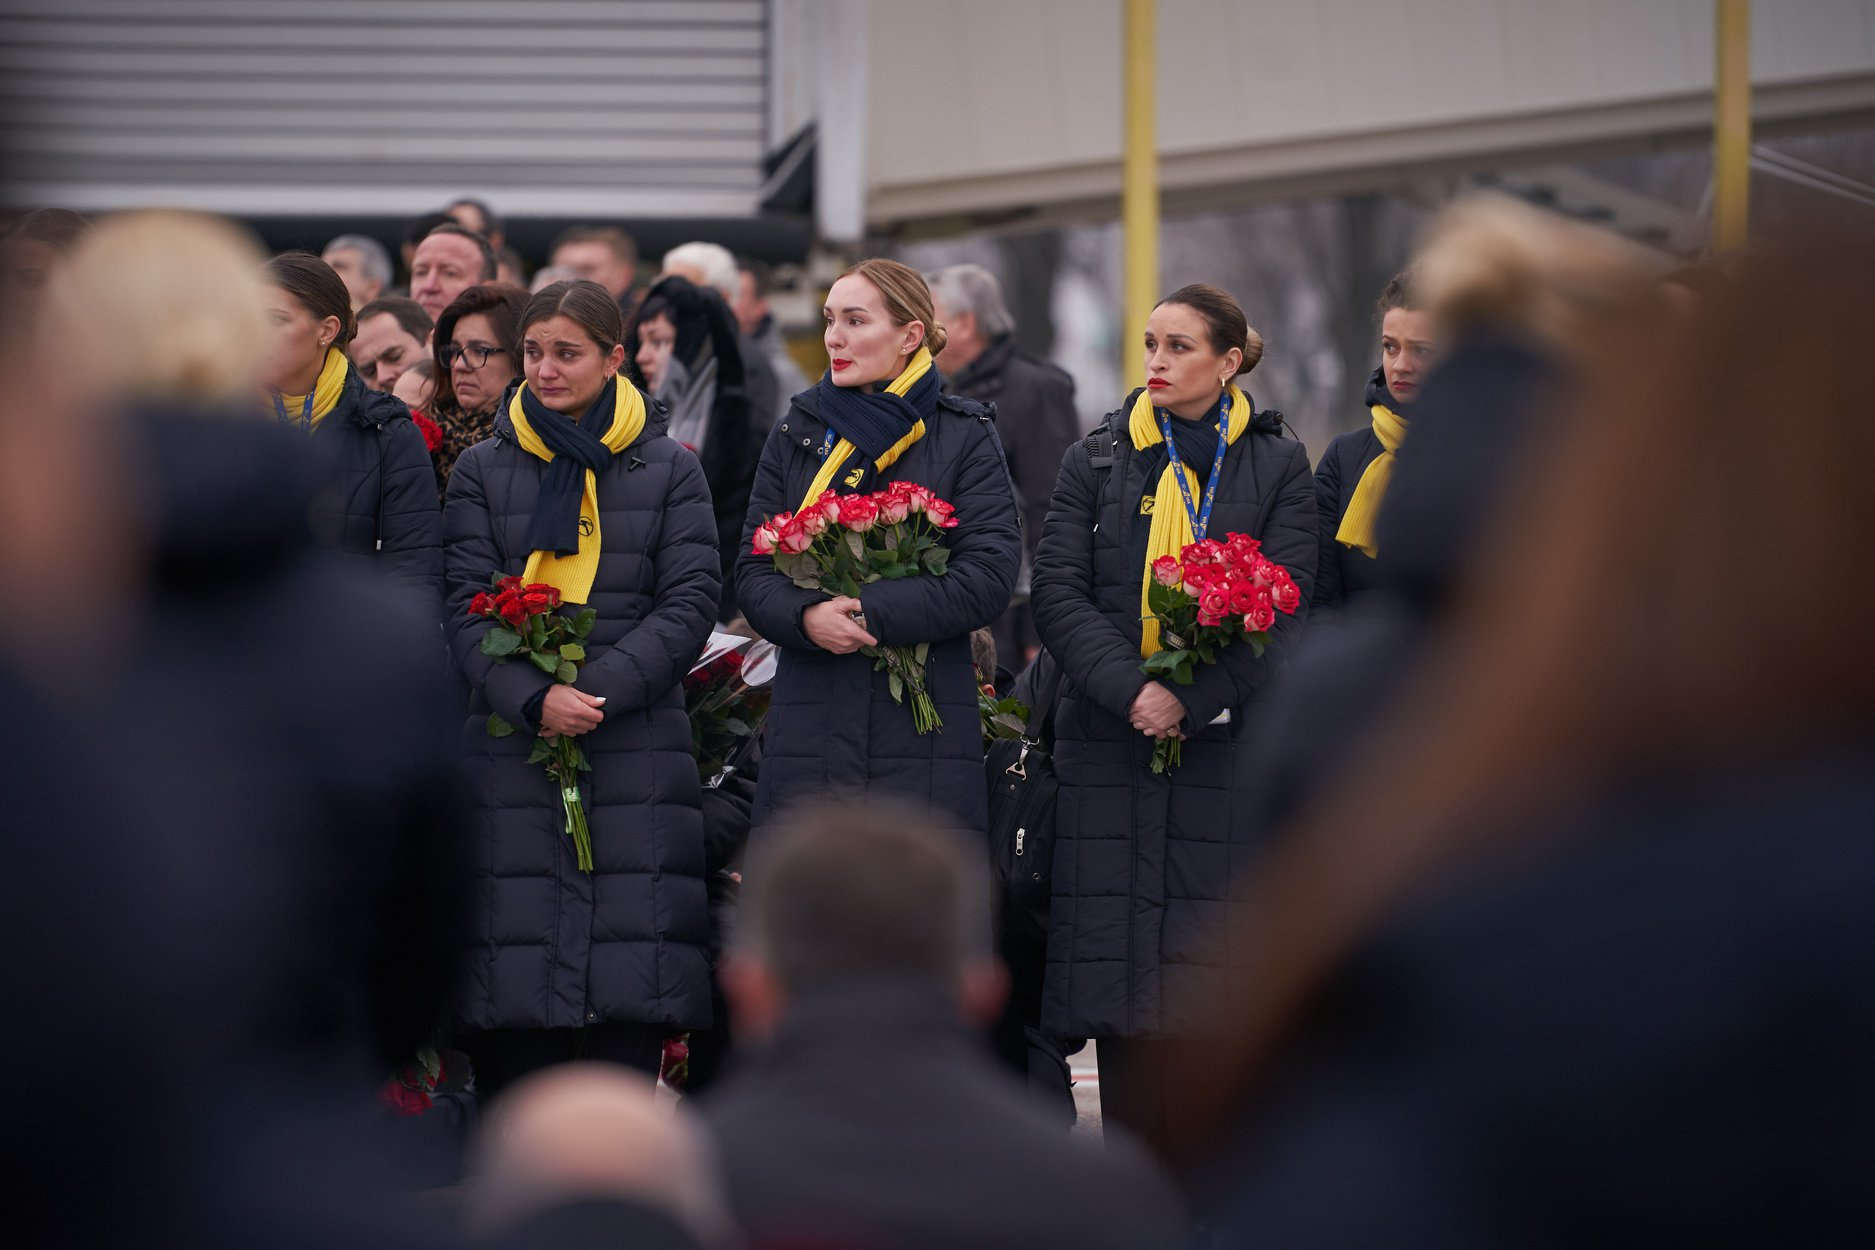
[{"xmin": 4, "ymin": 190, "xmax": 1873, "ymax": 1249}]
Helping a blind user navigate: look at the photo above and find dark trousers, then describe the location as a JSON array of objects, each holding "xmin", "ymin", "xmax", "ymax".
[
  {"xmin": 461, "ymin": 1023, "xmax": 664, "ymax": 1106},
  {"xmin": 1098, "ymin": 1037, "xmax": 1202, "ymax": 1164}
]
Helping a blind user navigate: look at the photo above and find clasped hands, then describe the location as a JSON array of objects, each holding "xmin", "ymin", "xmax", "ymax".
[
  {"xmin": 1130, "ymin": 681, "xmax": 1187, "ymax": 741},
  {"xmin": 538, "ymin": 684, "xmax": 606, "ymax": 739}
]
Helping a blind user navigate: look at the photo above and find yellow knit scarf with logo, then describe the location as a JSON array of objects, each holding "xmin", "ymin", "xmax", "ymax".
[
  {"xmin": 507, "ymin": 378, "xmax": 646, "ymax": 604},
  {"xmin": 272, "ymin": 346, "xmax": 350, "ymax": 429},
  {"xmin": 796, "ymin": 347, "xmax": 934, "ymax": 510},
  {"xmin": 1133, "ymin": 384, "xmax": 1252, "ymax": 656},
  {"xmin": 1334, "ymin": 403, "xmax": 1408, "ymax": 558}
]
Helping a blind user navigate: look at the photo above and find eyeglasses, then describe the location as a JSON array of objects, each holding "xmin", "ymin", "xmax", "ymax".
[{"xmin": 440, "ymin": 342, "xmax": 504, "ymax": 369}]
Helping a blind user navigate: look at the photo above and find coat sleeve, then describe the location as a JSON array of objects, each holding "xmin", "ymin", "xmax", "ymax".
[
  {"xmin": 1172, "ymin": 440, "xmax": 1319, "ymax": 731},
  {"xmin": 734, "ymin": 423, "xmax": 824, "ymax": 651},
  {"xmin": 1311, "ymin": 438, "xmax": 1345, "ymax": 617},
  {"xmin": 578, "ymin": 448, "xmax": 722, "ymax": 713},
  {"xmin": 859, "ymin": 421, "xmax": 1021, "ymax": 646},
  {"xmin": 379, "ymin": 417, "xmax": 445, "ymax": 611},
  {"xmin": 442, "ymin": 445, "xmax": 554, "ymax": 729},
  {"xmin": 1030, "ymin": 442, "xmax": 1151, "ymax": 721}
]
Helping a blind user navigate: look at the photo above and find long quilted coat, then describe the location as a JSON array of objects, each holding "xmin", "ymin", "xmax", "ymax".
[
  {"xmin": 1031, "ymin": 389, "xmax": 1318, "ymax": 1039},
  {"xmin": 735, "ymin": 386, "xmax": 1021, "ymax": 832},
  {"xmin": 443, "ymin": 395, "xmax": 721, "ymax": 1033}
]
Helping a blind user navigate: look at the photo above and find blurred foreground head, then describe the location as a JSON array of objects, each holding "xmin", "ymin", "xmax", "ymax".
[
  {"xmin": 0, "ymin": 211, "xmax": 267, "ymax": 652},
  {"xmin": 726, "ymin": 798, "xmax": 1004, "ymax": 1036},
  {"xmin": 1193, "ymin": 211, "xmax": 1875, "ymax": 1148},
  {"xmin": 469, "ymin": 1064, "xmax": 730, "ymax": 1249},
  {"xmin": 52, "ymin": 209, "xmax": 271, "ymax": 410}
]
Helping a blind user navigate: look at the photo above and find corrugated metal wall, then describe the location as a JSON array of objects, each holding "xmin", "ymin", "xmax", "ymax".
[{"xmin": 0, "ymin": 0, "xmax": 771, "ymax": 217}]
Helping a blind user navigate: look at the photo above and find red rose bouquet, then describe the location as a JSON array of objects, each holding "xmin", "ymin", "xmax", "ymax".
[
  {"xmin": 685, "ymin": 631, "xmax": 779, "ymax": 786},
  {"xmin": 750, "ymin": 481, "xmax": 959, "ymax": 734},
  {"xmin": 1140, "ymin": 534, "xmax": 1301, "ymax": 773},
  {"xmin": 469, "ymin": 575, "xmax": 601, "ymax": 871}
]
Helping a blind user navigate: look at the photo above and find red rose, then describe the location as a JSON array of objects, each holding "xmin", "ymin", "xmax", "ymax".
[
  {"xmin": 813, "ymin": 491, "xmax": 843, "ymax": 525},
  {"xmin": 924, "ymin": 497, "xmax": 957, "ymax": 528},
  {"xmin": 497, "ymin": 576, "xmax": 523, "ymax": 593},
  {"xmin": 1151, "ymin": 555, "xmax": 1181, "ymax": 587},
  {"xmin": 522, "ymin": 592, "xmax": 552, "ymax": 614},
  {"xmin": 1227, "ymin": 582, "xmax": 1260, "ymax": 614},
  {"xmin": 411, "ymin": 410, "xmax": 443, "ymax": 453},
  {"xmin": 1200, "ymin": 587, "xmax": 1230, "ymax": 619},
  {"xmin": 468, "ymin": 592, "xmax": 494, "ymax": 617},
  {"xmin": 777, "ymin": 516, "xmax": 814, "ymax": 555},
  {"xmin": 525, "ymin": 583, "xmax": 561, "ymax": 608},
  {"xmin": 797, "ymin": 506, "xmax": 830, "ymax": 538},
  {"xmin": 1271, "ymin": 574, "xmax": 1300, "ymax": 614},
  {"xmin": 875, "ymin": 490, "xmax": 911, "ymax": 525},
  {"xmin": 903, "ymin": 484, "xmax": 935, "ymax": 514},
  {"xmin": 498, "ymin": 597, "xmax": 529, "ymax": 628},
  {"xmin": 752, "ymin": 519, "xmax": 780, "ymax": 555},
  {"xmin": 379, "ymin": 1079, "xmax": 433, "ymax": 1117},
  {"xmin": 838, "ymin": 494, "xmax": 880, "ymax": 532},
  {"xmin": 1246, "ymin": 602, "xmax": 1277, "ymax": 633}
]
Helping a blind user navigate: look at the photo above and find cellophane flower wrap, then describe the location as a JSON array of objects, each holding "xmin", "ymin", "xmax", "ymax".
[
  {"xmin": 684, "ymin": 631, "xmax": 778, "ymax": 786},
  {"xmin": 469, "ymin": 575, "xmax": 601, "ymax": 872},
  {"xmin": 1140, "ymin": 534, "xmax": 1301, "ymax": 773},
  {"xmin": 750, "ymin": 481, "xmax": 960, "ymax": 734}
]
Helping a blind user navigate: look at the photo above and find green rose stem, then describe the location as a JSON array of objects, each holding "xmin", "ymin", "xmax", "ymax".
[{"xmin": 549, "ymin": 739, "xmax": 593, "ymax": 872}]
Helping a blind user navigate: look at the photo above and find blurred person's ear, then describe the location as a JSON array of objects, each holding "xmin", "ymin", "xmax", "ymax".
[
  {"xmin": 960, "ymin": 958, "xmax": 1009, "ymax": 1028},
  {"xmin": 720, "ymin": 951, "xmax": 785, "ymax": 1041}
]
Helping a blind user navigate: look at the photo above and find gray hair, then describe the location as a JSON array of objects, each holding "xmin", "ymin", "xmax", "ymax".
[
  {"xmin": 322, "ymin": 233, "xmax": 391, "ymax": 286},
  {"xmin": 735, "ymin": 798, "xmax": 992, "ymax": 994},
  {"xmin": 660, "ymin": 241, "xmax": 740, "ymax": 302},
  {"xmin": 928, "ymin": 263, "xmax": 1015, "ymax": 339}
]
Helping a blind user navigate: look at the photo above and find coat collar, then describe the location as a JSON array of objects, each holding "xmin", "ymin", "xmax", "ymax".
[{"xmin": 946, "ymin": 333, "xmax": 1016, "ymax": 394}]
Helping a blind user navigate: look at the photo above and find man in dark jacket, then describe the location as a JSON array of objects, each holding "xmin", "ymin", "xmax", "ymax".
[
  {"xmin": 702, "ymin": 799, "xmax": 1184, "ymax": 1250},
  {"xmin": 931, "ymin": 264, "xmax": 1081, "ymax": 665}
]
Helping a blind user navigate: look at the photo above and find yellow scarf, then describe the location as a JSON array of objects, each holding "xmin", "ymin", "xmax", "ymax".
[
  {"xmin": 507, "ymin": 378, "xmax": 646, "ymax": 604},
  {"xmin": 1334, "ymin": 404, "xmax": 1408, "ymax": 558},
  {"xmin": 796, "ymin": 347, "xmax": 934, "ymax": 510},
  {"xmin": 273, "ymin": 346, "xmax": 350, "ymax": 429},
  {"xmin": 1135, "ymin": 385, "xmax": 1253, "ymax": 656}
]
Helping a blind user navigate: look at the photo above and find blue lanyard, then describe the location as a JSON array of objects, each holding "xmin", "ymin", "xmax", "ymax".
[
  {"xmin": 1156, "ymin": 391, "xmax": 1231, "ymax": 541},
  {"xmin": 272, "ymin": 388, "xmax": 315, "ymax": 430}
]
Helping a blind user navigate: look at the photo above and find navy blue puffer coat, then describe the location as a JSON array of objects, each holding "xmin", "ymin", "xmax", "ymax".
[
  {"xmin": 1031, "ymin": 390, "xmax": 1317, "ymax": 1039},
  {"xmin": 443, "ymin": 395, "xmax": 721, "ymax": 1033},
  {"xmin": 735, "ymin": 387, "xmax": 1021, "ymax": 832},
  {"xmin": 306, "ymin": 363, "xmax": 443, "ymax": 606}
]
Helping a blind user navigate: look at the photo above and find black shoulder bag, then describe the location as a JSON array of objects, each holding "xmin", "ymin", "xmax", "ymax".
[{"xmin": 983, "ymin": 421, "xmax": 1114, "ymax": 931}]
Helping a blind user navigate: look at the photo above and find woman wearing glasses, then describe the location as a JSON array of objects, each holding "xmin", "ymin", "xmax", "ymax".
[{"xmin": 431, "ymin": 282, "xmax": 530, "ymax": 497}]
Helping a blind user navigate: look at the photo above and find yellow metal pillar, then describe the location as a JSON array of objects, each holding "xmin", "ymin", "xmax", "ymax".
[
  {"xmin": 1122, "ymin": 0, "xmax": 1158, "ymax": 380},
  {"xmin": 1713, "ymin": 0, "xmax": 1751, "ymax": 250}
]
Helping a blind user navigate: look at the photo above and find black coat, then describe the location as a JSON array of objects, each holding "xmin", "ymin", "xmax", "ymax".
[
  {"xmin": 306, "ymin": 364, "xmax": 444, "ymax": 607},
  {"xmin": 1309, "ymin": 368, "xmax": 1393, "ymax": 620},
  {"xmin": 947, "ymin": 335, "xmax": 1082, "ymax": 558},
  {"xmin": 1240, "ymin": 338, "xmax": 1560, "ymax": 845},
  {"xmin": 734, "ymin": 387, "xmax": 1021, "ymax": 832},
  {"xmin": 1030, "ymin": 391, "xmax": 1317, "ymax": 1039},
  {"xmin": 443, "ymin": 397, "xmax": 722, "ymax": 1033},
  {"xmin": 701, "ymin": 982, "xmax": 1184, "ymax": 1250},
  {"xmin": 1208, "ymin": 749, "xmax": 1875, "ymax": 1249}
]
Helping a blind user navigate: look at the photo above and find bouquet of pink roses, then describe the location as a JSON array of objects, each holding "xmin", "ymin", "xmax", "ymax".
[
  {"xmin": 1140, "ymin": 534, "xmax": 1301, "ymax": 773},
  {"xmin": 751, "ymin": 481, "xmax": 959, "ymax": 734}
]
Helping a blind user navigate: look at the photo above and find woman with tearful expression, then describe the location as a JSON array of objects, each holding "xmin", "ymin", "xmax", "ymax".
[{"xmin": 442, "ymin": 279, "xmax": 721, "ymax": 1099}]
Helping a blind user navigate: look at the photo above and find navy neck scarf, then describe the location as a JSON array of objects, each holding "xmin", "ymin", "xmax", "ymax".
[
  {"xmin": 815, "ymin": 366, "xmax": 941, "ymax": 463},
  {"xmin": 520, "ymin": 377, "xmax": 619, "ymax": 557}
]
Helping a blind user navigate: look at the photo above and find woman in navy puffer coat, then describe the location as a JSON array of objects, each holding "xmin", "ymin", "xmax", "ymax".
[{"xmin": 444, "ymin": 280, "xmax": 720, "ymax": 1099}]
